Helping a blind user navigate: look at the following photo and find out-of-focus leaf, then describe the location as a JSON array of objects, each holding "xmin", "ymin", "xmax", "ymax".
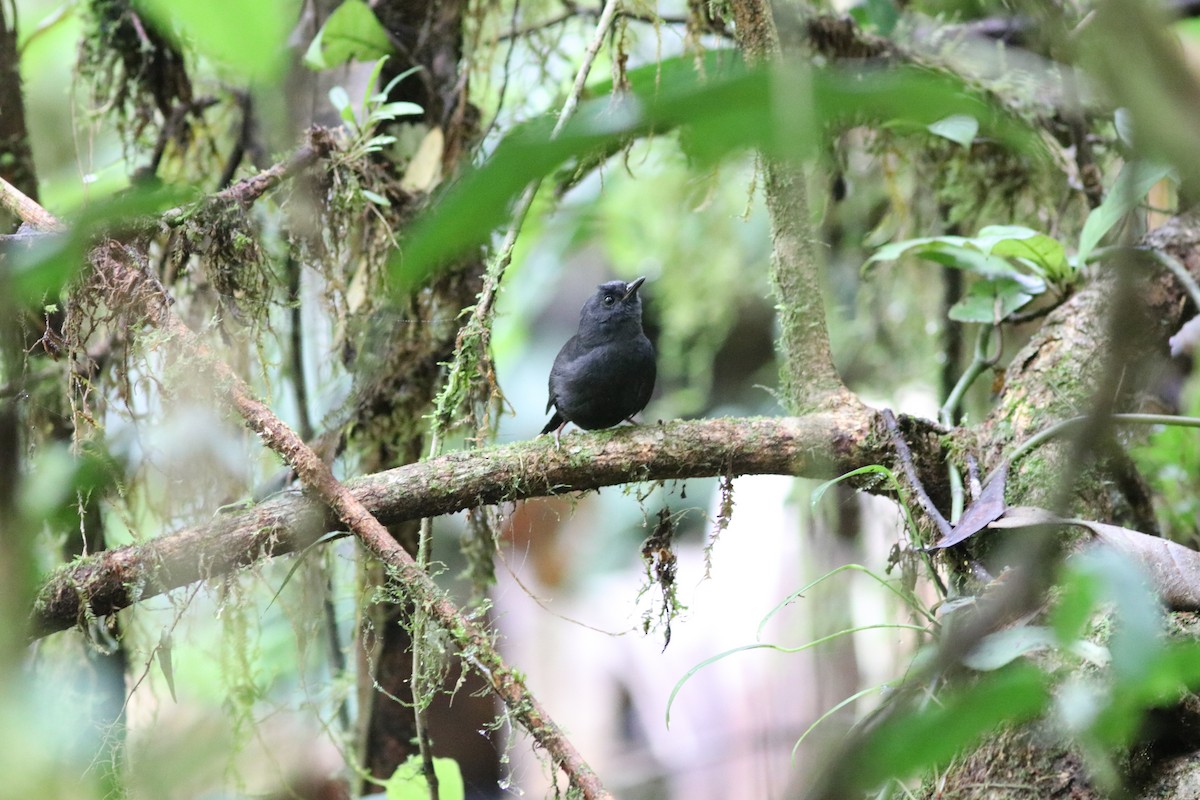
[
  {"xmin": 850, "ymin": 0, "xmax": 900, "ymax": 35},
  {"xmin": 157, "ymin": 630, "xmax": 177, "ymax": 703},
  {"xmin": 847, "ymin": 663, "xmax": 1049, "ymax": 793},
  {"xmin": 18, "ymin": 441, "xmax": 123, "ymax": 530},
  {"xmin": 1084, "ymin": 1, "xmax": 1200, "ymax": 190},
  {"xmin": 392, "ymin": 59, "xmax": 1039, "ymax": 291},
  {"xmin": 6, "ymin": 184, "xmax": 191, "ymax": 304},
  {"xmin": 949, "ymin": 277, "xmax": 1036, "ymax": 323},
  {"xmin": 867, "ymin": 237, "xmax": 1020, "ymax": 278},
  {"xmin": 927, "ymin": 113, "xmax": 978, "ymax": 146},
  {"xmin": 1049, "ymin": 559, "xmax": 1104, "ymax": 644},
  {"xmin": 964, "ymin": 625, "xmax": 1110, "ymax": 671},
  {"xmin": 328, "ymin": 86, "xmax": 355, "ymax": 126},
  {"xmin": 385, "ymin": 755, "xmax": 464, "ymax": 800},
  {"xmin": 1077, "ymin": 160, "xmax": 1172, "ymax": 265},
  {"xmin": 132, "ymin": 0, "xmax": 296, "ymax": 80},
  {"xmin": 303, "ymin": 0, "xmax": 393, "ymax": 70},
  {"xmin": 964, "ymin": 626, "xmax": 1058, "ymax": 671}
]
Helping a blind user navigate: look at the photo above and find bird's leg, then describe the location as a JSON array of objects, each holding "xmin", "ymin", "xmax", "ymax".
[
  {"xmin": 622, "ymin": 415, "xmax": 639, "ymax": 425},
  {"xmin": 554, "ymin": 420, "xmax": 567, "ymax": 448}
]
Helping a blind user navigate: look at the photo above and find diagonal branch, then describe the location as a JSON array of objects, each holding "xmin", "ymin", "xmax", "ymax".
[{"xmin": 4, "ymin": 176, "xmax": 613, "ymax": 800}]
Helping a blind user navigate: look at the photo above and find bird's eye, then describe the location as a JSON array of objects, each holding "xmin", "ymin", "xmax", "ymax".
[{"xmin": 603, "ymin": 295, "xmax": 616, "ymax": 306}]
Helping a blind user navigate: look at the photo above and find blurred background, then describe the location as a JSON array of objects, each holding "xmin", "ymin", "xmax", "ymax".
[{"xmin": 5, "ymin": 0, "xmax": 1182, "ymax": 797}]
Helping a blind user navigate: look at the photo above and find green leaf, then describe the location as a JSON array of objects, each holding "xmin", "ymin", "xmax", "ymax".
[
  {"xmin": 1077, "ymin": 160, "xmax": 1173, "ymax": 265},
  {"xmin": 1049, "ymin": 562, "xmax": 1104, "ymax": 643},
  {"xmin": 132, "ymin": 0, "xmax": 296, "ymax": 80},
  {"xmin": 391, "ymin": 58, "xmax": 1040, "ymax": 291},
  {"xmin": 964, "ymin": 625, "xmax": 1109, "ymax": 671},
  {"xmin": 949, "ymin": 277, "xmax": 1037, "ymax": 323},
  {"xmin": 372, "ymin": 102, "xmax": 423, "ymax": 121},
  {"xmin": 868, "ymin": 226, "xmax": 1065, "ymax": 286},
  {"xmin": 303, "ymin": 0, "xmax": 394, "ymax": 70},
  {"xmin": 927, "ymin": 113, "xmax": 979, "ymax": 147},
  {"xmin": 849, "ymin": 0, "xmax": 900, "ymax": 35},
  {"xmin": 328, "ymin": 86, "xmax": 357, "ymax": 127},
  {"xmin": 848, "ymin": 664, "xmax": 1049, "ymax": 793},
  {"xmin": 361, "ymin": 189, "xmax": 391, "ymax": 206},
  {"xmin": 965, "ymin": 626, "xmax": 1058, "ymax": 671},
  {"xmin": 385, "ymin": 755, "xmax": 464, "ymax": 800},
  {"xmin": 979, "ymin": 225, "xmax": 1071, "ymax": 281},
  {"xmin": 7, "ymin": 183, "xmax": 190, "ymax": 304},
  {"xmin": 868, "ymin": 239, "xmax": 1028, "ymax": 280}
]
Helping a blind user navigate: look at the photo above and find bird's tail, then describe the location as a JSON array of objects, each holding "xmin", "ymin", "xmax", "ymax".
[{"xmin": 540, "ymin": 412, "xmax": 564, "ymax": 436}]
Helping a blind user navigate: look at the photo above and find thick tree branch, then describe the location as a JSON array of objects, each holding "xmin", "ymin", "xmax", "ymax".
[{"xmin": 31, "ymin": 410, "xmax": 892, "ymax": 638}]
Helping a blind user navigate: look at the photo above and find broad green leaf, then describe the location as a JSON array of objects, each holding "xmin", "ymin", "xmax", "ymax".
[
  {"xmin": 132, "ymin": 0, "xmax": 296, "ymax": 80},
  {"xmin": 847, "ymin": 663, "xmax": 1049, "ymax": 793},
  {"xmin": 303, "ymin": 0, "xmax": 393, "ymax": 70},
  {"xmin": 1077, "ymin": 160, "xmax": 1172, "ymax": 265},
  {"xmin": 391, "ymin": 59, "xmax": 1039, "ymax": 291},
  {"xmin": 927, "ymin": 113, "xmax": 979, "ymax": 147},
  {"xmin": 385, "ymin": 755, "xmax": 464, "ymax": 800},
  {"xmin": 985, "ymin": 226, "xmax": 1071, "ymax": 283},
  {"xmin": 867, "ymin": 239, "xmax": 1027, "ymax": 281},
  {"xmin": 868, "ymin": 226, "xmax": 1066, "ymax": 285},
  {"xmin": 949, "ymin": 277, "xmax": 1036, "ymax": 323}
]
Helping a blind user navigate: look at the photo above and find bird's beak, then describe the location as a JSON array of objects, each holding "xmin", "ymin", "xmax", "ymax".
[{"xmin": 622, "ymin": 276, "xmax": 646, "ymax": 301}]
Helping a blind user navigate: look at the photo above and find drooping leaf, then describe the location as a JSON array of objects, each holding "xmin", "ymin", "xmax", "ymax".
[
  {"xmin": 1077, "ymin": 159, "xmax": 1173, "ymax": 265},
  {"xmin": 156, "ymin": 630, "xmax": 177, "ymax": 703},
  {"xmin": 934, "ymin": 462, "xmax": 1008, "ymax": 548},
  {"xmin": 867, "ymin": 227, "xmax": 1058, "ymax": 292},
  {"xmin": 391, "ymin": 58, "xmax": 1039, "ymax": 291},
  {"xmin": 993, "ymin": 507, "xmax": 1200, "ymax": 612}
]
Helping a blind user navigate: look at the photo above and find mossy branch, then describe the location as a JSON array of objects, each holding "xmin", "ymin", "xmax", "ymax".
[
  {"xmin": 31, "ymin": 410, "xmax": 897, "ymax": 638},
  {"xmin": 727, "ymin": 0, "xmax": 852, "ymax": 411}
]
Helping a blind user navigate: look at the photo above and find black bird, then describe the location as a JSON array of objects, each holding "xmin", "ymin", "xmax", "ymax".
[{"xmin": 541, "ymin": 277, "xmax": 656, "ymax": 444}]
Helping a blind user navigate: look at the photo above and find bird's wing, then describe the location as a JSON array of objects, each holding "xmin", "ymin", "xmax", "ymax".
[{"xmin": 545, "ymin": 334, "xmax": 584, "ymax": 411}]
